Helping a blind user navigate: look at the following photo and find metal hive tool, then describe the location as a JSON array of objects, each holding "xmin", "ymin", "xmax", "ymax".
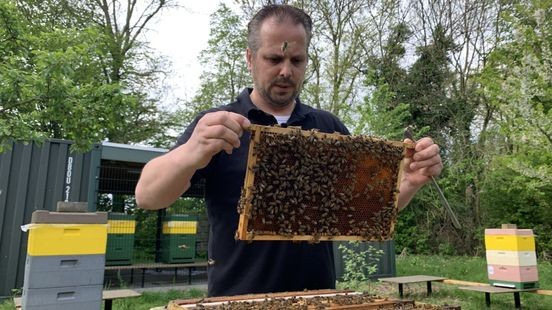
[{"xmin": 236, "ymin": 125, "xmax": 412, "ymax": 242}]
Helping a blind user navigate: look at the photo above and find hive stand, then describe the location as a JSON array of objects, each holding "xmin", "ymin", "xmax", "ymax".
[
  {"xmin": 378, "ymin": 275, "xmax": 446, "ymax": 298},
  {"xmin": 458, "ymin": 285, "xmax": 537, "ymax": 309}
]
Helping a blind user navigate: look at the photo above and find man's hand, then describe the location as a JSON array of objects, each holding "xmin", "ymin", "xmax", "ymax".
[
  {"xmin": 403, "ymin": 137, "xmax": 442, "ymax": 186},
  {"xmin": 135, "ymin": 111, "xmax": 250, "ymax": 210},
  {"xmin": 186, "ymin": 111, "xmax": 251, "ymax": 169},
  {"xmin": 397, "ymin": 137, "xmax": 443, "ymax": 209}
]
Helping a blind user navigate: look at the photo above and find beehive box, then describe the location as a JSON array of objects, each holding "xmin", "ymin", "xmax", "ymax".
[
  {"xmin": 22, "ymin": 209, "xmax": 107, "ymax": 310},
  {"xmin": 484, "ymin": 225, "xmax": 539, "ymax": 289},
  {"xmin": 167, "ymin": 289, "xmax": 455, "ymax": 309},
  {"xmin": 237, "ymin": 125, "xmax": 411, "ymax": 242},
  {"xmin": 106, "ymin": 213, "xmax": 136, "ymax": 266},
  {"xmin": 22, "ymin": 285, "xmax": 103, "ymax": 310},
  {"xmin": 24, "ymin": 255, "xmax": 105, "ymax": 288}
]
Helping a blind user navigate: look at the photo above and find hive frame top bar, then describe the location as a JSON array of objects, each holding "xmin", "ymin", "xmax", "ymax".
[
  {"xmin": 246, "ymin": 125, "xmax": 408, "ymax": 147},
  {"xmin": 237, "ymin": 124, "xmax": 412, "ymax": 242}
]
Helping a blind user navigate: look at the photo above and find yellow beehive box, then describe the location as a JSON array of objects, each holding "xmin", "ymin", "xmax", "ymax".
[
  {"xmin": 107, "ymin": 220, "xmax": 136, "ymax": 234},
  {"xmin": 485, "ymin": 226, "xmax": 535, "ymax": 252},
  {"xmin": 485, "ymin": 235, "xmax": 535, "ymax": 251},
  {"xmin": 27, "ymin": 224, "xmax": 107, "ymax": 256},
  {"xmin": 162, "ymin": 221, "xmax": 197, "ymax": 234}
]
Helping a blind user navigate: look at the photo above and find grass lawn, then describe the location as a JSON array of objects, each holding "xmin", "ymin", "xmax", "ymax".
[
  {"xmin": 373, "ymin": 254, "xmax": 552, "ymax": 310},
  {"xmin": 104, "ymin": 288, "xmax": 205, "ymax": 310},
  {"xmin": 1, "ymin": 255, "xmax": 549, "ymax": 309}
]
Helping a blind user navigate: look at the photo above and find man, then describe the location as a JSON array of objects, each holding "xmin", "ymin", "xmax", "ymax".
[{"xmin": 136, "ymin": 4, "xmax": 442, "ymax": 297}]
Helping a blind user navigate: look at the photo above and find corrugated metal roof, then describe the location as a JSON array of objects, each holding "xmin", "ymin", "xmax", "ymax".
[{"xmin": 101, "ymin": 142, "xmax": 167, "ymax": 163}]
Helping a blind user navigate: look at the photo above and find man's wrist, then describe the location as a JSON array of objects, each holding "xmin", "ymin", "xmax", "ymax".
[{"xmin": 169, "ymin": 143, "xmax": 205, "ymax": 173}]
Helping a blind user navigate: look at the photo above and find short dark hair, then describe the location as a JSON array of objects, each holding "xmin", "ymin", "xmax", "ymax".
[{"xmin": 247, "ymin": 4, "xmax": 313, "ymax": 53}]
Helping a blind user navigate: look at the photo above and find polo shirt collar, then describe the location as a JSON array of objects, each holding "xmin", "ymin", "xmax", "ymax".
[{"xmin": 236, "ymin": 88, "xmax": 313, "ymax": 125}]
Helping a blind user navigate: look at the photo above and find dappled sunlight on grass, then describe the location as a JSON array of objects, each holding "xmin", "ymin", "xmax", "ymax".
[
  {"xmin": 391, "ymin": 254, "xmax": 552, "ymax": 310},
  {"xmin": 336, "ymin": 255, "xmax": 551, "ymax": 309}
]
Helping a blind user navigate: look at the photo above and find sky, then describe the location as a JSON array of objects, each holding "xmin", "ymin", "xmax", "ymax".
[{"xmin": 145, "ymin": 2, "xmax": 229, "ymax": 108}]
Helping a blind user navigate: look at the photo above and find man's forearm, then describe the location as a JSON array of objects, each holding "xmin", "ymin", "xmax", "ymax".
[
  {"xmin": 135, "ymin": 145, "xmax": 198, "ymax": 210},
  {"xmin": 397, "ymin": 180, "xmax": 423, "ymax": 211}
]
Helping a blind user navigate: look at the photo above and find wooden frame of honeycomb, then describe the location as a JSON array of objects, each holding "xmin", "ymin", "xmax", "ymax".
[{"xmin": 236, "ymin": 124, "xmax": 412, "ymax": 242}]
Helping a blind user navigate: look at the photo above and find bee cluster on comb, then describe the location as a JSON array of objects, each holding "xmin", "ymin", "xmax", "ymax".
[{"xmin": 236, "ymin": 125, "xmax": 409, "ymax": 242}]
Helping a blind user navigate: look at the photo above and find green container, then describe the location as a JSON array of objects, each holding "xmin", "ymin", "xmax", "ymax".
[
  {"xmin": 161, "ymin": 215, "xmax": 198, "ymax": 263},
  {"xmin": 490, "ymin": 280, "xmax": 539, "ymax": 290},
  {"xmin": 106, "ymin": 213, "xmax": 136, "ymax": 266}
]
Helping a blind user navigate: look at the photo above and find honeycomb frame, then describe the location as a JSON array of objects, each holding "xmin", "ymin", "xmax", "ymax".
[
  {"xmin": 168, "ymin": 289, "xmax": 419, "ymax": 309},
  {"xmin": 236, "ymin": 124, "xmax": 412, "ymax": 242}
]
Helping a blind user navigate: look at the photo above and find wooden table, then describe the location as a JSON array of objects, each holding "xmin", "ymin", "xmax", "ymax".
[
  {"xmin": 103, "ymin": 289, "xmax": 142, "ymax": 310},
  {"xmin": 379, "ymin": 275, "xmax": 446, "ymax": 298},
  {"xmin": 458, "ymin": 285, "xmax": 537, "ymax": 309}
]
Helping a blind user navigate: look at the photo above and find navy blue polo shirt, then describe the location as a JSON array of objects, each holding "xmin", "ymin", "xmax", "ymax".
[{"xmin": 174, "ymin": 88, "xmax": 350, "ymax": 297}]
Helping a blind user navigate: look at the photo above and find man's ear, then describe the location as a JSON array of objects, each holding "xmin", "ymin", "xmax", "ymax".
[{"xmin": 246, "ymin": 48, "xmax": 252, "ymax": 71}]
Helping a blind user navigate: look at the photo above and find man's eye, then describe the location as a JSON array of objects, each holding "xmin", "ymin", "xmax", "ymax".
[{"xmin": 268, "ymin": 58, "xmax": 280, "ymax": 64}]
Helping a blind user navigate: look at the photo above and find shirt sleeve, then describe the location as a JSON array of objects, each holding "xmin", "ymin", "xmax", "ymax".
[
  {"xmin": 314, "ymin": 109, "xmax": 351, "ymax": 135},
  {"xmin": 335, "ymin": 118, "xmax": 350, "ymax": 135}
]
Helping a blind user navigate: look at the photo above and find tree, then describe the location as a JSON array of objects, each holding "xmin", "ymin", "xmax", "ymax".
[
  {"xmin": 356, "ymin": 22, "xmax": 411, "ymax": 139},
  {"xmin": 477, "ymin": 0, "xmax": 552, "ymax": 257},
  {"xmin": 0, "ymin": 1, "xmax": 43, "ymax": 149},
  {"xmin": 403, "ymin": 24, "xmax": 457, "ymax": 143},
  {"xmin": 407, "ymin": 0, "xmax": 509, "ymax": 230},
  {"xmin": 186, "ymin": 3, "xmax": 249, "ymax": 121},
  {"xmin": 0, "ymin": 1, "xmax": 121, "ymax": 150},
  {"xmin": 302, "ymin": 0, "xmax": 368, "ymax": 122},
  {"xmin": 83, "ymin": 0, "xmax": 177, "ymax": 144},
  {"xmin": 0, "ymin": 0, "xmax": 176, "ymax": 151}
]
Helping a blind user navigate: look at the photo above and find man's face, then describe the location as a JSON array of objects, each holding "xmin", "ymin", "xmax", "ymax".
[{"xmin": 247, "ymin": 17, "xmax": 308, "ymax": 110}]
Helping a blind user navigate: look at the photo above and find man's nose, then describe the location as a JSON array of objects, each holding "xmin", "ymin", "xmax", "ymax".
[{"xmin": 279, "ymin": 61, "xmax": 292, "ymax": 78}]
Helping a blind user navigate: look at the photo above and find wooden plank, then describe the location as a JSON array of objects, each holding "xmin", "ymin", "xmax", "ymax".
[
  {"xmin": 458, "ymin": 286, "xmax": 537, "ymax": 294},
  {"xmin": 105, "ymin": 262, "xmax": 208, "ymax": 270},
  {"xmin": 442, "ymin": 279, "xmax": 490, "ymax": 287},
  {"xmin": 168, "ymin": 290, "xmax": 413, "ymax": 310},
  {"xmin": 237, "ymin": 125, "xmax": 261, "ymax": 240},
  {"xmin": 234, "ymin": 234, "xmax": 386, "ymax": 242},
  {"xmin": 103, "ymin": 289, "xmax": 141, "ymax": 299},
  {"xmin": 173, "ymin": 289, "xmax": 351, "ymax": 305},
  {"xmin": 253, "ymin": 125, "xmax": 407, "ymax": 147},
  {"xmin": 534, "ymin": 290, "xmax": 552, "ymax": 296},
  {"xmin": 378, "ymin": 275, "xmax": 446, "ymax": 284},
  {"xmin": 442, "ymin": 279, "xmax": 552, "ymax": 296}
]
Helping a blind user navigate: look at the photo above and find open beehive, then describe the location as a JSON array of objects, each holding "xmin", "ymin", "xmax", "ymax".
[
  {"xmin": 236, "ymin": 125, "xmax": 412, "ymax": 242},
  {"xmin": 168, "ymin": 289, "xmax": 416, "ymax": 309},
  {"xmin": 167, "ymin": 289, "xmax": 456, "ymax": 309}
]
